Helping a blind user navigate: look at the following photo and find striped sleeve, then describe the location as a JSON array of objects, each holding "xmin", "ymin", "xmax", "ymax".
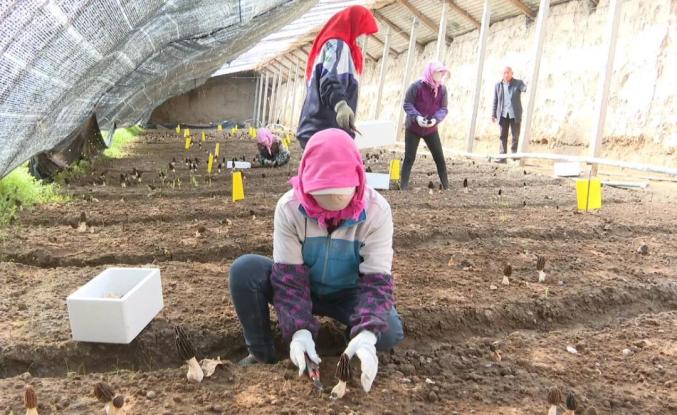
[{"xmin": 318, "ymin": 39, "xmax": 356, "ymax": 109}]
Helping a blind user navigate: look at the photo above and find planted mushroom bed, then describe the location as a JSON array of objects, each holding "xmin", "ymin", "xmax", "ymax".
[{"xmin": 0, "ymin": 130, "xmax": 675, "ymax": 414}]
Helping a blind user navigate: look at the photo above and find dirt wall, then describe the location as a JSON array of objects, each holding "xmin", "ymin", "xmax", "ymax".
[
  {"xmin": 150, "ymin": 72, "xmax": 257, "ymax": 125},
  {"xmin": 279, "ymin": 0, "xmax": 675, "ymax": 166}
]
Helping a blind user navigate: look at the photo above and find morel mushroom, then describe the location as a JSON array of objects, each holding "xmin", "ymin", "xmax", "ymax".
[
  {"xmin": 502, "ymin": 264, "xmax": 512, "ymax": 286},
  {"xmin": 330, "ymin": 353, "xmax": 351, "ymax": 400},
  {"xmin": 77, "ymin": 212, "xmax": 88, "ymax": 233},
  {"xmin": 112, "ymin": 395, "xmax": 124, "ymax": 413},
  {"xmin": 24, "ymin": 385, "xmax": 38, "ymax": 415},
  {"xmin": 94, "ymin": 382, "xmax": 122, "ymax": 414},
  {"xmin": 564, "ymin": 392, "xmax": 577, "ymax": 415},
  {"xmin": 547, "ymin": 387, "xmax": 562, "ymax": 415},
  {"xmin": 175, "ymin": 325, "xmax": 204, "ymax": 383},
  {"xmin": 537, "ymin": 255, "xmax": 547, "ymax": 282},
  {"xmin": 463, "ymin": 178, "xmax": 468, "ymax": 193}
]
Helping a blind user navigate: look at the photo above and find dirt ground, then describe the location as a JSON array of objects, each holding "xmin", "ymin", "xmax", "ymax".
[{"xmin": 1, "ymin": 130, "xmax": 675, "ymax": 415}]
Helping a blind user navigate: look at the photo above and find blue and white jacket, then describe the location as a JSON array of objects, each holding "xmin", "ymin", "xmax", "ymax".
[{"xmin": 296, "ymin": 39, "xmax": 359, "ymax": 148}]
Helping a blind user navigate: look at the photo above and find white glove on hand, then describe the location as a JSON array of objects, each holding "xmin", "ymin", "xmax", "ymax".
[
  {"xmin": 416, "ymin": 116, "xmax": 427, "ymax": 128},
  {"xmin": 289, "ymin": 329, "xmax": 321, "ymax": 377},
  {"xmin": 427, "ymin": 118, "xmax": 437, "ymax": 127},
  {"xmin": 334, "ymin": 100, "xmax": 355, "ymax": 131},
  {"xmin": 344, "ymin": 330, "xmax": 378, "ymax": 392}
]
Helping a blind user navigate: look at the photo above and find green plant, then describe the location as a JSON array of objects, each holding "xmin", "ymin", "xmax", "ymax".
[
  {"xmin": 54, "ymin": 158, "xmax": 92, "ymax": 184},
  {"xmin": 0, "ymin": 164, "xmax": 65, "ymax": 225},
  {"xmin": 103, "ymin": 125, "xmax": 144, "ymax": 159}
]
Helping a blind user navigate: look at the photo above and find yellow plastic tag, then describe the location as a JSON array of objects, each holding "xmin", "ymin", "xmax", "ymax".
[
  {"xmin": 184, "ymin": 137, "xmax": 191, "ymax": 150},
  {"xmin": 217, "ymin": 124, "xmax": 223, "ymax": 131},
  {"xmin": 207, "ymin": 152, "xmax": 214, "ymax": 173},
  {"xmin": 232, "ymin": 171, "xmax": 244, "ymax": 202},
  {"xmin": 215, "ymin": 143, "xmax": 220, "ymax": 157},
  {"xmin": 201, "ymin": 131, "xmax": 206, "ymax": 142},
  {"xmin": 576, "ymin": 178, "xmax": 602, "ymax": 211},
  {"xmin": 176, "ymin": 124, "xmax": 181, "ymax": 134},
  {"xmin": 389, "ymin": 159, "xmax": 401, "ymax": 181}
]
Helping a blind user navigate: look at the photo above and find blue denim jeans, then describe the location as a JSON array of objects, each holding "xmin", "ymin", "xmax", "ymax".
[{"xmin": 229, "ymin": 254, "xmax": 405, "ymax": 362}]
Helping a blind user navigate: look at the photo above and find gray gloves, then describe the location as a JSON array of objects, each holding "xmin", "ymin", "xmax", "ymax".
[{"xmin": 334, "ymin": 100, "xmax": 355, "ymax": 132}]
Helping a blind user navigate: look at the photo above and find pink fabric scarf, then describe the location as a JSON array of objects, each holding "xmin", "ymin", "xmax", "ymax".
[
  {"xmin": 421, "ymin": 61, "xmax": 449, "ymax": 97},
  {"xmin": 289, "ymin": 128, "xmax": 366, "ymax": 229},
  {"xmin": 256, "ymin": 128, "xmax": 278, "ymax": 154}
]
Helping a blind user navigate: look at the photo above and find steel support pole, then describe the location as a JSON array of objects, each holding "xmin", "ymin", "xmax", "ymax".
[
  {"xmin": 374, "ymin": 25, "xmax": 391, "ymax": 119},
  {"xmin": 590, "ymin": 0, "xmax": 622, "ymax": 175},
  {"xmin": 396, "ymin": 17, "xmax": 418, "ymax": 140},
  {"xmin": 289, "ymin": 62, "xmax": 300, "ymax": 128},
  {"xmin": 257, "ymin": 72, "xmax": 265, "ymax": 126},
  {"xmin": 435, "ymin": 2, "xmax": 449, "ymax": 61},
  {"xmin": 252, "ymin": 75, "xmax": 260, "ymax": 124},
  {"xmin": 261, "ymin": 72, "xmax": 270, "ymax": 126},
  {"xmin": 517, "ymin": 0, "xmax": 550, "ymax": 163},
  {"xmin": 281, "ymin": 65, "xmax": 293, "ymax": 126},
  {"xmin": 268, "ymin": 72, "xmax": 279, "ymax": 125},
  {"xmin": 466, "ymin": 0, "xmax": 491, "ymax": 153}
]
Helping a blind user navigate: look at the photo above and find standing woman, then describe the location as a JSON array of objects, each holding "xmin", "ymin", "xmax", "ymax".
[
  {"xmin": 296, "ymin": 6, "xmax": 378, "ymax": 149},
  {"xmin": 401, "ymin": 61, "xmax": 450, "ymax": 190}
]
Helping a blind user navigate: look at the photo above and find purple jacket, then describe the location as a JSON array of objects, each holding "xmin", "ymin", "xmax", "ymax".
[{"xmin": 403, "ymin": 80, "xmax": 448, "ymax": 137}]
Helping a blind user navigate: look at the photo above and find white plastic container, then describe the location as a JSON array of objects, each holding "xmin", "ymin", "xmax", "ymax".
[
  {"xmin": 67, "ymin": 267, "xmax": 164, "ymax": 344},
  {"xmin": 554, "ymin": 162, "xmax": 581, "ymax": 177},
  {"xmin": 366, "ymin": 172, "xmax": 390, "ymax": 190},
  {"xmin": 227, "ymin": 161, "xmax": 251, "ymax": 169},
  {"xmin": 355, "ymin": 120, "xmax": 397, "ymax": 149}
]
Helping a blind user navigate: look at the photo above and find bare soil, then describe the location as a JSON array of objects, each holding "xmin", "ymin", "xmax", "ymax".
[{"xmin": 1, "ymin": 130, "xmax": 675, "ymax": 415}]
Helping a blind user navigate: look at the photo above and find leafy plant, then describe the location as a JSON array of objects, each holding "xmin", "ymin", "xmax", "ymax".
[
  {"xmin": 0, "ymin": 164, "xmax": 65, "ymax": 226},
  {"xmin": 103, "ymin": 125, "xmax": 144, "ymax": 159}
]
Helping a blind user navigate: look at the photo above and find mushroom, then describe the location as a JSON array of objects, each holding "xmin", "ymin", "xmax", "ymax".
[
  {"xmin": 427, "ymin": 181, "xmax": 435, "ymax": 190},
  {"xmin": 547, "ymin": 387, "xmax": 562, "ymax": 415},
  {"xmin": 502, "ymin": 264, "xmax": 512, "ymax": 286},
  {"xmin": 463, "ymin": 178, "xmax": 468, "ymax": 193},
  {"xmin": 489, "ymin": 343, "xmax": 501, "ymax": 362},
  {"xmin": 77, "ymin": 212, "xmax": 88, "ymax": 233},
  {"xmin": 24, "ymin": 385, "xmax": 38, "ymax": 415},
  {"xmin": 331, "ymin": 353, "xmax": 351, "ymax": 400},
  {"xmin": 94, "ymin": 382, "xmax": 123, "ymax": 414},
  {"xmin": 537, "ymin": 255, "xmax": 547, "ymax": 282},
  {"xmin": 564, "ymin": 392, "xmax": 577, "ymax": 415},
  {"xmin": 175, "ymin": 325, "xmax": 204, "ymax": 383}
]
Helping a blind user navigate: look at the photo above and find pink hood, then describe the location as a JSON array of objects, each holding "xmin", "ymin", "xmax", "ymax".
[
  {"xmin": 289, "ymin": 128, "xmax": 366, "ymax": 228},
  {"xmin": 421, "ymin": 61, "xmax": 449, "ymax": 97},
  {"xmin": 256, "ymin": 128, "xmax": 279, "ymax": 154}
]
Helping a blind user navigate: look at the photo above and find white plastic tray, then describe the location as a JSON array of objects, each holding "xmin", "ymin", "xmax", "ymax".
[
  {"xmin": 354, "ymin": 120, "xmax": 397, "ymax": 149},
  {"xmin": 366, "ymin": 172, "xmax": 390, "ymax": 190}
]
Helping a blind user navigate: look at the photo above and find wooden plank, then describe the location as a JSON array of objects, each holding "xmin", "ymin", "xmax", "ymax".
[{"xmin": 504, "ymin": 0, "xmax": 536, "ymax": 19}]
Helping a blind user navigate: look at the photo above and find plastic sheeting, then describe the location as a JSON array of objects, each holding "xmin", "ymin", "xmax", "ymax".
[{"xmin": 0, "ymin": 0, "xmax": 315, "ymax": 178}]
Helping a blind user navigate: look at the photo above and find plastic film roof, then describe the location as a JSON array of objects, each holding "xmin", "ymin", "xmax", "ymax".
[{"xmin": 0, "ymin": 0, "xmax": 315, "ymax": 178}]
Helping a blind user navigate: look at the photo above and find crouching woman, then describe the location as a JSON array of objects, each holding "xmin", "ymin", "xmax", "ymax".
[
  {"xmin": 229, "ymin": 128, "xmax": 404, "ymax": 393},
  {"xmin": 255, "ymin": 128, "xmax": 290, "ymax": 167}
]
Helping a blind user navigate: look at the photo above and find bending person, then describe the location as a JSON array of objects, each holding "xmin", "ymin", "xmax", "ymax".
[
  {"xmin": 296, "ymin": 6, "xmax": 378, "ymax": 149},
  {"xmin": 401, "ymin": 61, "xmax": 450, "ymax": 190},
  {"xmin": 229, "ymin": 128, "xmax": 404, "ymax": 394},
  {"xmin": 255, "ymin": 128, "xmax": 289, "ymax": 167}
]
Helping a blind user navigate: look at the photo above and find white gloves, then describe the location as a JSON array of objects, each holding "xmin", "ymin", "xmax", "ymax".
[
  {"xmin": 335, "ymin": 100, "xmax": 355, "ymax": 132},
  {"xmin": 344, "ymin": 330, "xmax": 378, "ymax": 392},
  {"xmin": 427, "ymin": 118, "xmax": 437, "ymax": 127},
  {"xmin": 416, "ymin": 116, "xmax": 427, "ymax": 128},
  {"xmin": 289, "ymin": 329, "xmax": 321, "ymax": 377}
]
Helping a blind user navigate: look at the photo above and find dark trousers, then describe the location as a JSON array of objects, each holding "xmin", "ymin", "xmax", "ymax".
[
  {"xmin": 499, "ymin": 116, "xmax": 521, "ymax": 154},
  {"xmin": 401, "ymin": 129, "xmax": 448, "ymax": 190},
  {"xmin": 228, "ymin": 254, "xmax": 405, "ymax": 362}
]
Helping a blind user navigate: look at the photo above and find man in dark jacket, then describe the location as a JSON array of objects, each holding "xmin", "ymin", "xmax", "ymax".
[{"xmin": 492, "ymin": 67, "xmax": 527, "ymax": 161}]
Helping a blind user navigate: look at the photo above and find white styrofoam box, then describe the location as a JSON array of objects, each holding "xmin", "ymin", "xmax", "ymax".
[
  {"xmin": 227, "ymin": 161, "xmax": 251, "ymax": 169},
  {"xmin": 366, "ymin": 172, "xmax": 390, "ymax": 190},
  {"xmin": 355, "ymin": 120, "xmax": 397, "ymax": 149},
  {"xmin": 67, "ymin": 267, "xmax": 163, "ymax": 344},
  {"xmin": 554, "ymin": 162, "xmax": 581, "ymax": 177}
]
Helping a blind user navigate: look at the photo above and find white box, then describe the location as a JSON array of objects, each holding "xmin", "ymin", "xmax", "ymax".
[
  {"xmin": 554, "ymin": 162, "xmax": 581, "ymax": 177},
  {"xmin": 366, "ymin": 172, "xmax": 390, "ymax": 190},
  {"xmin": 227, "ymin": 161, "xmax": 251, "ymax": 169},
  {"xmin": 355, "ymin": 120, "xmax": 397, "ymax": 149},
  {"xmin": 67, "ymin": 267, "xmax": 164, "ymax": 344}
]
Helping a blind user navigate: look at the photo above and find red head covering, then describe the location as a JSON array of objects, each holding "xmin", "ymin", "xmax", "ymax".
[
  {"xmin": 289, "ymin": 129, "xmax": 366, "ymax": 229},
  {"xmin": 305, "ymin": 5, "xmax": 379, "ymax": 80}
]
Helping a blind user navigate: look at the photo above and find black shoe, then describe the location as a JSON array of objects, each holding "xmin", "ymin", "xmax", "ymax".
[
  {"xmin": 238, "ymin": 354, "xmax": 260, "ymax": 367},
  {"xmin": 494, "ymin": 158, "xmax": 507, "ymax": 164}
]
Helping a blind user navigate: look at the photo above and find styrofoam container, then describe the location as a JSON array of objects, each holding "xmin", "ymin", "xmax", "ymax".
[
  {"xmin": 355, "ymin": 120, "xmax": 397, "ymax": 149},
  {"xmin": 366, "ymin": 172, "xmax": 390, "ymax": 190},
  {"xmin": 67, "ymin": 267, "xmax": 164, "ymax": 344},
  {"xmin": 227, "ymin": 161, "xmax": 251, "ymax": 169},
  {"xmin": 554, "ymin": 162, "xmax": 581, "ymax": 177}
]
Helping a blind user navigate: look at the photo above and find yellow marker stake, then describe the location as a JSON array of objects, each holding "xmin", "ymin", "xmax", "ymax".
[
  {"xmin": 215, "ymin": 143, "xmax": 220, "ymax": 157},
  {"xmin": 217, "ymin": 124, "xmax": 223, "ymax": 132},
  {"xmin": 184, "ymin": 137, "xmax": 191, "ymax": 150},
  {"xmin": 389, "ymin": 159, "xmax": 401, "ymax": 181},
  {"xmin": 201, "ymin": 131, "xmax": 206, "ymax": 142},
  {"xmin": 576, "ymin": 178, "xmax": 602, "ymax": 211},
  {"xmin": 207, "ymin": 152, "xmax": 214, "ymax": 174},
  {"xmin": 232, "ymin": 171, "xmax": 244, "ymax": 201},
  {"xmin": 176, "ymin": 124, "xmax": 181, "ymax": 134}
]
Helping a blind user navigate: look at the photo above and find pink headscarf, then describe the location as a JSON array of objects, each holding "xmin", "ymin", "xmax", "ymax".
[
  {"xmin": 256, "ymin": 128, "xmax": 278, "ymax": 154},
  {"xmin": 289, "ymin": 129, "xmax": 366, "ymax": 229},
  {"xmin": 421, "ymin": 61, "xmax": 449, "ymax": 97}
]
